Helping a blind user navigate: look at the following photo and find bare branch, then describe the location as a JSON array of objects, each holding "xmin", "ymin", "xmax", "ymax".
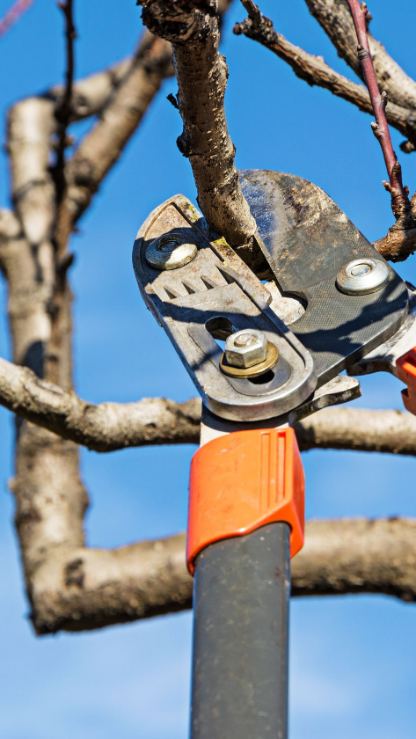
[
  {"xmin": 54, "ymin": 0, "xmax": 76, "ymax": 236},
  {"xmin": 7, "ymin": 98, "xmax": 56, "ymax": 245},
  {"xmin": 0, "ymin": 357, "xmax": 201, "ymax": 449},
  {"xmin": 234, "ymin": 9, "xmax": 416, "ymax": 151},
  {"xmin": 345, "ymin": 0, "xmax": 409, "ymax": 219},
  {"xmin": 46, "ymin": 57, "xmax": 134, "ymax": 120},
  {"xmin": 66, "ymin": 32, "xmax": 173, "ymax": 223},
  {"xmin": 235, "ymin": 2, "xmax": 416, "ymax": 261},
  {"xmin": 138, "ymin": 0, "xmax": 259, "ymax": 260},
  {"xmin": 30, "ymin": 517, "xmax": 416, "ymax": 634},
  {"xmin": 295, "ymin": 407, "xmax": 416, "ymax": 456},
  {"xmin": 0, "ymin": 357, "xmax": 416, "ymax": 456},
  {"xmin": 304, "ymin": 0, "xmax": 416, "ymax": 113},
  {"xmin": 374, "ymin": 216, "xmax": 416, "ymax": 262},
  {"xmin": 0, "ymin": 209, "xmax": 20, "ymax": 243},
  {"xmin": 0, "ymin": 0, "xmax": 32, "ymax": 36}
]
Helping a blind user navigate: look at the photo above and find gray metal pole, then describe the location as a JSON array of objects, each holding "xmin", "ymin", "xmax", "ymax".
[{"xmin": 190, "ymin": 522, "xmax": 291, "ymax": 739}]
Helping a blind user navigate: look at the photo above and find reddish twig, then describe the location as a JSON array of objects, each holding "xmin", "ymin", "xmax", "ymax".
[
  {"xmin": 346, "ymin": 0, "xmax": 410, "ymax": 219},
  {"xmin": 0, "ymin": 0, "xmax": 33, "ymax": 36}
]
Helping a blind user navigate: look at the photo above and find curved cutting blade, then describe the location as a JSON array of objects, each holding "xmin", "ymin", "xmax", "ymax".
[{"xmin": 241, "ymin": 170, "xmax": 409, "ymax": 384}]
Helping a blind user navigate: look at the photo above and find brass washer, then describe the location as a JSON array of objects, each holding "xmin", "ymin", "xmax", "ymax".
[{"xmin": 220, "ymin": 341, "xmax": 279, "ymax": 378}]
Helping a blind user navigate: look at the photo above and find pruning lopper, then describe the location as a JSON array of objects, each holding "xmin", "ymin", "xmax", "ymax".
[{"xmin": 132, "ymin": 170, "xmax": 416, "ymax": 739}]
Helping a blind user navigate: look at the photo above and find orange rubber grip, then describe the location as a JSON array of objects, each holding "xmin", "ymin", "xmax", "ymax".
[
  {"xmin": 187, "ymin": 427, "xmax": 305, "ymax": 574},
  {"xmin": 396, "ymin": 347, "xmax": 416, "ymax": 415}
]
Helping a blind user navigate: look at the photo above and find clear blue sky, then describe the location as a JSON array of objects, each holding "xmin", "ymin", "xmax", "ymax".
[{"xmin": 1, "ymin": 1, "xmax": 416, "ymax": 737}]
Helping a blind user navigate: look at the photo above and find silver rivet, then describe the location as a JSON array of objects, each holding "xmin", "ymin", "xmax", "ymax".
[
  {"xmin": 145, "ymin": 233, "xmax": 197, "ymax": 270},
  {"xmin": 336, "ymin": 257, "xmax": 389, "ymax": 295}
]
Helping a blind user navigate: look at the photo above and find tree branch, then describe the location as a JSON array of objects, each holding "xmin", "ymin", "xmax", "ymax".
[
  {"xmin": 345, "ymin": 0, "xmax": 409, "ymax": 219},
  {"xmin": 0, "ymin": 357, "xmax": 201, "ymax": 448},
  {"xmin": 65, "ymin": 32, "xmax": 173, "ymax": 224},
  {"xmin": 138, "ymin": 0, "xmax": 259, "ymax": 263},
  {"xmin": 0, "ymin": 356, "xmax": 415, "ymax": 456},
  {"xmin": 54, "ymin": 0, "xmax": 76, "ymax": 237},
  {"xmin": 7, "ymin": 98, "xmax": 56, "ymax": 245},
  {"xmin": 344, "ymin": 0, "xmax": 416, "ymax": 260},
  {"xmin": 234, "ymin": 8, "xmax": 416, "ymax": 151},
  {"xmin": 45, "ymin": 57, "xmax": 134, "ymax": 120},
  {"xmin": 235, "ymin": 1, "xmax": 416, "ymax": 261},
  {"xmin": 295, "ymin": 407, "xmax": 416, "ymax": 456},
  {"xmin": 30, "ymin": 517, "xmax": 416, "ymax": 634},
  {"xmin": 304, "ymin": 0, "xmax": 416, "ymax": 114}
]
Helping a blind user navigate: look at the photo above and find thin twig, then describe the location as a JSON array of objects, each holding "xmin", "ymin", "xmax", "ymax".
[
  {"xmin": 0, "ymin": 0, "xmax": 33, "ymax": 36},
  {"xmin": 46, "ymin": 0, "xmax": 77, "ymax": 385},
  {"xmin": 346, "ymin": 0, "xmax": 409, "ymax": 219},
  {"xmin": 54, "ymin": 0, "xmax": 76, "ymax": 232}
]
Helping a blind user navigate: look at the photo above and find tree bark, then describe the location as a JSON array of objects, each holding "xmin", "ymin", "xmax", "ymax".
[
  {"xmin": 30, "ymin": 518, "xmax": 416, "ymax": 634},
  {"xmin": 138, "ymin": 0, "xmax": 258, "ymax": 254}
]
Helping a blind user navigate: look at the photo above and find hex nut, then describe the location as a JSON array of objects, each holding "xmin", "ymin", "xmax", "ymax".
[
  {"xmin": 145, "ymin": 233, "xmax": 197, "ymax": 270},
  {"xmin": 224, "ymin": 329, "xmax": 268, "ymax": 369}
]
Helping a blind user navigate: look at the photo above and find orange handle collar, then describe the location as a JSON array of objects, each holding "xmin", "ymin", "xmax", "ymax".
[{"xmin": 187, "ymin": 427, "xmax": 305, "ymax": 574}]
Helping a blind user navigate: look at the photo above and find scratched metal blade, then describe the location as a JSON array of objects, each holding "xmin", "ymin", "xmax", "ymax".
[{"xmin": 240, "ymin": 169, "xmax": 409, "ymax": 384}]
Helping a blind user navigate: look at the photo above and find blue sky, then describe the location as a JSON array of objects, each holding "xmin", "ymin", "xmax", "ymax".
[{"xmin": 1, "ymin": 1, "xmax": 416, "ymax": 737}]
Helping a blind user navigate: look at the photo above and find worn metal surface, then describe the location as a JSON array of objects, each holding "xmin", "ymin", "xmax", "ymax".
[
  {"xmin": 145, "ymin": 232, "xmax": 197, "ymax": 270},
  {"xmin": 336, "ymin": 257, "xmax": 389, "ymax": 296},
  {"xmin": 133, "ymin": 195, "xmax": 316, "ymax": 422},
  {"xmin": 352, "ymin": 283, "xmax": 416, "ymax": 377},
  {"xmin": 190, "ymin": 523, "xmax": 290, "ymax": 739},
  {"xmin": 133, "ymin": 171, "xmax": 410, "ymax": 422},
  {"xmin": 241, "ymin": 170, "xmax": 409, "ymax": 383},
  {"xmin": 199, "ymin": 375, "xmax": 361, "ymax": 445}
]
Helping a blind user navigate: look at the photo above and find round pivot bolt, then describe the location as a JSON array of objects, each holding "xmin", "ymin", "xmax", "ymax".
[
  {"xmin": 336, "ymin": 257, "xmax": 389, "ymax": 295},
  {"xmin": 145, "ymin": 232, "xmax": 197, "ymax": 270},
  {"xmin": 224, "ymin": 329, "xmax": 268, "ymax": 369}
]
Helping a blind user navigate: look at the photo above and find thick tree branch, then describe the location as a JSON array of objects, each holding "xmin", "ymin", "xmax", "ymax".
[
  {"xmin": 295, "ymin": 407, "xmax": 416, "ymax": 456},
  {"xmin": 138, "ymin": 0, "xmax": 259, "ymax": 262},
  {"xmin": 7, "ymin": 98, "xmax": 56, "ymax": 245},
  {"xmin": 0, "ymin": 356, "xmax": 415, "ymax": 456},
  {"xmin": 30, "ymin": 517, "xmax": 416, "ymax": 634},
  {"xmin": 0, "ymin": 357, "xmax": 201, "ymax": 448}
]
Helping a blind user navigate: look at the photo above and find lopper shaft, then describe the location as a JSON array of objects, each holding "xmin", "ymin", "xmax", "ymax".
[{"xmin": 190, "ymin": 523, "xmax": 291, "ymax": 739}]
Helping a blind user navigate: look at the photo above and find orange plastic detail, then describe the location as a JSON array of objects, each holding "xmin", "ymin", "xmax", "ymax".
[
  {"xmin": 186, "ymin": 427, "xmax": 305, "ymax": 573},
  {"xmin": 396, "ymin": 347, "xmax": 416, "ymax": 415}
]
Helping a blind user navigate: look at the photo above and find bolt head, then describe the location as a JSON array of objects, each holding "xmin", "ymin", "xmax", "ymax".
[
  {"xmin": 336, "ymin": 257, "xmax": 389, "ymax": 295},
  {"xmin": 224, "ymin": 329, "xmax": 268, "ymax": 368},
  {"xmin": 145, "ymin": 233, "xmax": 197, "ymax": 270}
]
